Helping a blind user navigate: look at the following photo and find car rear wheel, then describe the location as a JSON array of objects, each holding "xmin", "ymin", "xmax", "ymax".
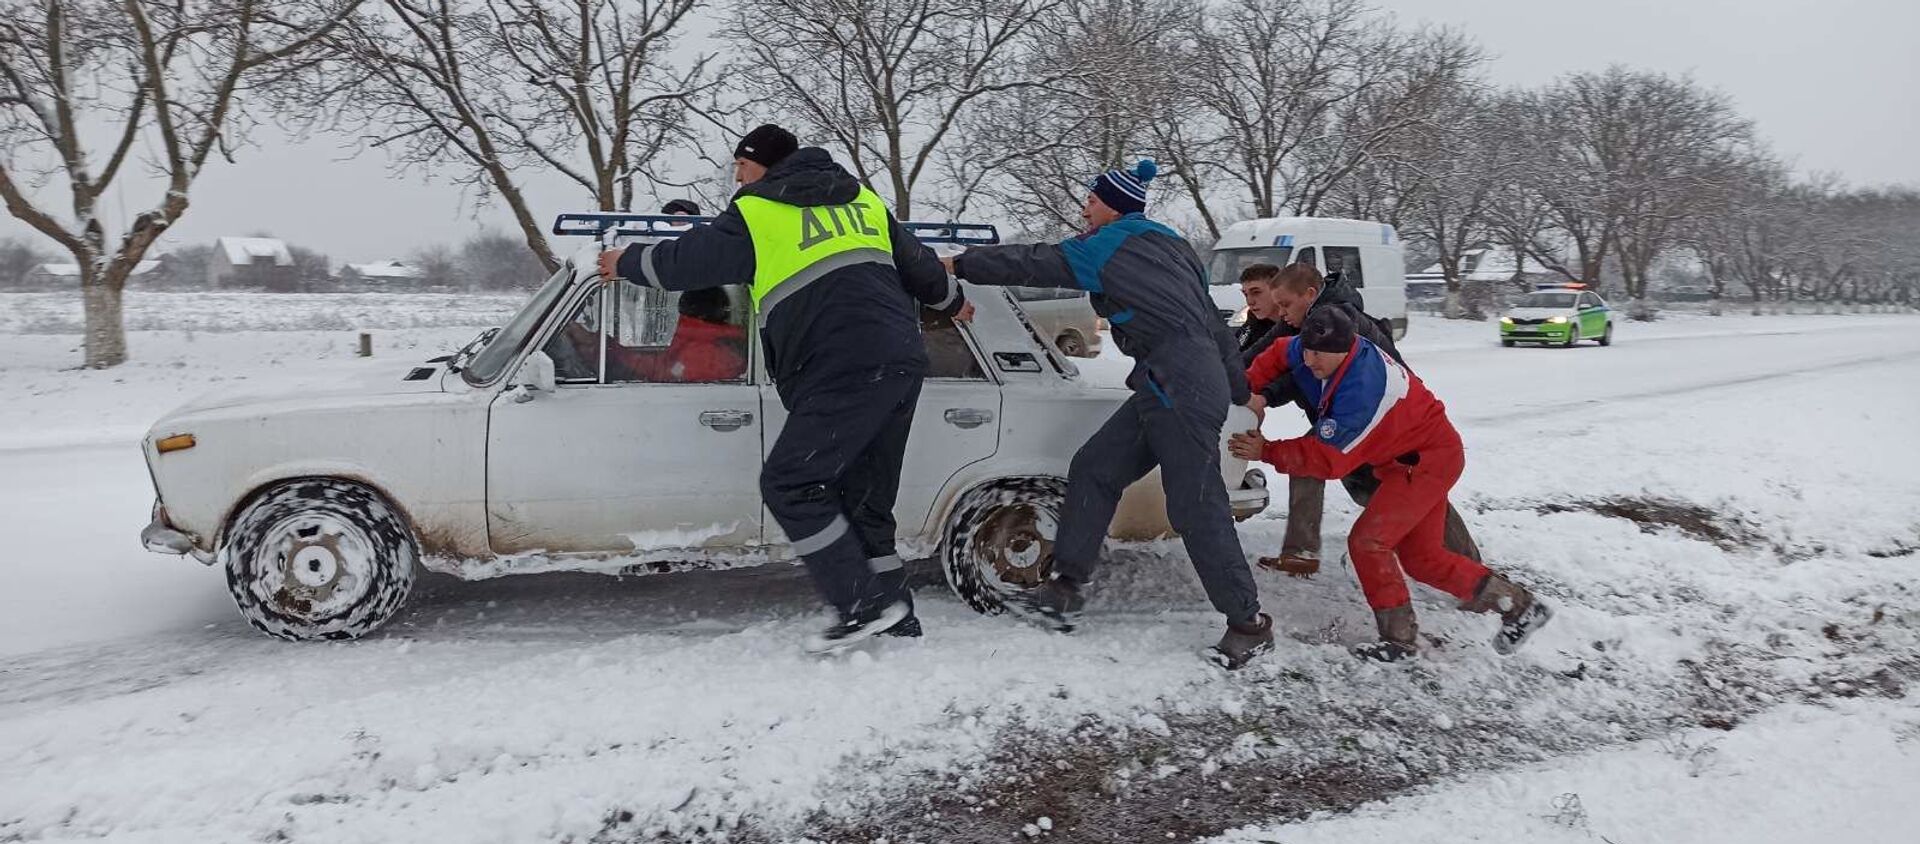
[
  {"xmin": 222, "ymin": 479, "xmax": 417, "ymax": 641},
  {"xmin": 1599, "ymin": 322, "xmax": 1614, "ymax": 346},
  {"xmin": 1055, "ymin": 330, "xmax": 1088, "ymax": 358},
  {"xmin": 941, "ymin": 477, "xmax": 1066, "ymax": 614}
]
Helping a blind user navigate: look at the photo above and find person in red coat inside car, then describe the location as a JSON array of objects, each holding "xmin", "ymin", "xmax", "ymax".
[
  {"xmin": 575, "ymin": 287, "xmax": 747, "ymax": 383},
  {"xmin": 1229, "ymin": 307, "xmax": 1553, "ymax": 661}
]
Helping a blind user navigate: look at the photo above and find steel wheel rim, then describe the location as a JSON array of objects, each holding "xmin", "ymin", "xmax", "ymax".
[
  {"xmin": 972, "ymin": 503, "xmax": 1056, "ymax": 593},
  {"xmin": 252, "ymin": 511, "xmax": 377, "ymax": 621}
]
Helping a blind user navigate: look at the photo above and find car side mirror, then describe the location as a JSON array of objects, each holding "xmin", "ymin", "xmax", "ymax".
[{"xmin": 511, "ymin": 351, "xmax": 557, "ymax": 402}]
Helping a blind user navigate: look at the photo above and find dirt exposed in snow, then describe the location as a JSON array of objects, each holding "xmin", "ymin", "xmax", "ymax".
[{"xmin": 1530, "ymin": 495, "xmax": 1764, "ymax": 551}]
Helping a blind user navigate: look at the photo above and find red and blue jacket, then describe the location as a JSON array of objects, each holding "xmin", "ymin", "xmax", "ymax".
[{"xmin": 1245, "ymin": 335, "xmax": 1460, "ymax": 480}]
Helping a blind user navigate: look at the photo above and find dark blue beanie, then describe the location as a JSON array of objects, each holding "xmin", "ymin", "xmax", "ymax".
[{"xmin": 1089, "ymin": 159, "xmax": 1157, "ymax": 215}]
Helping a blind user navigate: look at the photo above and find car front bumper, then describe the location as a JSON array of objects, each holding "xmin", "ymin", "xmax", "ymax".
[
  {"xmin": 143, "ymin": 500, "xmax": 213, "ymax": 564},
  {"xmin": 1501, "ymin": 322, "xmax": 1573, "ymax": 342},
  {"xmin": 1230, "ymin": 468, "xmax": 1270, "ymax": 522}
]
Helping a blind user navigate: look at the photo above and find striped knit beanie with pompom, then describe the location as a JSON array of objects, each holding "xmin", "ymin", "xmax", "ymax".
[{"xmin": 1088, "ymin": 159, "xmax": 1158, "ymax": 215}]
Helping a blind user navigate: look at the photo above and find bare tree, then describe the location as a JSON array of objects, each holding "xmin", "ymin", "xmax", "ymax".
[
  {"xmin": 1364, "ymin": 88, "xmax": 1517, "ymax": 318},
  {"xmin": 0, "ymin": 235, "xmax": 51, "ymax": 288},
  {"xmin": 728, "ymin": 0, "xmax": 1070, "ymax": 219},
  {"xmin": 951, "ymin": 0, "xmax": 1190, "ymax": 237},
  {"xmin": 0, "ymin": 0, "xmax": 361, "ymax": 367},
  {"xmin": 1157, "ymin": 0, "xmax": 1480, "ymax": 237},
  {"xmin": 319, "ymin": 0, "xmax": 714, "ymax": 274}
]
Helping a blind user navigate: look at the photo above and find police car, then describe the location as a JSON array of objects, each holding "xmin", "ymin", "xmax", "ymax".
[
  {"xmin": 1499, "ymin": 283, "xmax": 1615, "ymax": 347},
  {"xmin": 138, "ymin": 213, "xmax": 1269, "ymax": 641}
]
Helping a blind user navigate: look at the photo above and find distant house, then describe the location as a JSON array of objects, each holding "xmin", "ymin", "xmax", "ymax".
[
  {"xmin": 339, "ymin": 259, "xmax": 424, "ymax": 287},
  {"xmin": 1407, "ymin": 246, "xmax": 1554, "ymax": 300},
  {"xmin": 210, "ymin": 236, "xmax": 295, "ymax": 289},
  {"xmin": 28, "ymin": 260, "xmax": 161, "ymax": 288}
]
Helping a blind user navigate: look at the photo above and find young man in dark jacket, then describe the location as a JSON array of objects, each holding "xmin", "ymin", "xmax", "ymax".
[
  {"xmin": 1249, "ymin": 263, "xmax": 1482, "ymax": 577},
  {"xmin": 947, "ymin": 160, "xmax": 1273, "ymax": 669},
  {"xmin": 596, "ymin": 125, "xmax": 968, "ymax": 652},
  {"xmin": 1235, "ymin": 263, "xmax": 1283, "ymax": 361}
]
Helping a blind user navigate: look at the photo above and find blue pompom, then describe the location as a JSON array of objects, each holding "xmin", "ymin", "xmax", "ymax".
[{"xmin": 1131, "ymin": 159, "xmax": 1158, "ymax": 184}]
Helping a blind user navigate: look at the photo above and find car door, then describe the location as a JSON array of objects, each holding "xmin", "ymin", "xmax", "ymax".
[
  {"xmin": 757, "ymin": 310, "xmax": 1001, "ymax": 549},
  {"xmin": 485, "ymin": 282, "xmax": 763, "ymax": 555},
  {"xmin": 1580, "ymin": 293, "xmax": 1608, "ymax": 335}
]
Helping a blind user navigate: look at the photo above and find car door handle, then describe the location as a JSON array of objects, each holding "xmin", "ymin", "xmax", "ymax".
[
  {"xmin": 944, "ymin": 408, "xmax": 994, "ymax": 429},
  {"xmin": 699, "ymin": 410, "xmax": 754, "ymax": 432}
]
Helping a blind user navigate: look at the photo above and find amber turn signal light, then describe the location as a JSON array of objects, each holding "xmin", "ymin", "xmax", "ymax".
[{"xmin": 155, "ymin": 433, "xmax": 196, "ymax": 454}]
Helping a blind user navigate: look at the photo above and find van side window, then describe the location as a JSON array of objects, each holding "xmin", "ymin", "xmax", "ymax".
[
  {"xmin": 1325, "ymin": 246, "xmax": 1364, "ymax": 288},
  {"xmin": 1294, "ymin": 247, "xmax": 1318, "ymax": 271}
]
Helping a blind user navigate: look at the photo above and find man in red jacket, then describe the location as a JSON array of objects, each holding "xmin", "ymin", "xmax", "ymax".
[{"xmin": 1229, "ymin": 307, "xmax": 1553, "ymax": 661}]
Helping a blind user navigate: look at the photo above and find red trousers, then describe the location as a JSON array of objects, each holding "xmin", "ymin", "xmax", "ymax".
[{"xmin": 1346, "ymin": 443, "xmax": 1490, "ymax": 610}]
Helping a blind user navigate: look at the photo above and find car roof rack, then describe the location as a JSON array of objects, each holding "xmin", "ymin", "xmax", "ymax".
[{"xmin": 552, "ymin": 212, "xmax": 1000, "ymax": 245}]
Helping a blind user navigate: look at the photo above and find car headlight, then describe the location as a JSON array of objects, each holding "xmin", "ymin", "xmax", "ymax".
[
  {"xmin": 1546, "ymin": 315, "xmax": 1568, "ymax": 324},
  {"xmin": 1500, "ymin": 316, "xmax": 1513, "ymax": 325}
]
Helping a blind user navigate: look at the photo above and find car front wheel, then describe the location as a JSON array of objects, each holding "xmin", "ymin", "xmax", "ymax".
[
  {"xmin": 222, "ymin": 478, "xmax": 417, "ymax": 641},
  {"xmin": 941, "ymin": 477, "xmax": 1066, "ymax": 615},
  {"xmin": 1562, "ymin": 324, "xmax": 1580, "ymax": 347}
]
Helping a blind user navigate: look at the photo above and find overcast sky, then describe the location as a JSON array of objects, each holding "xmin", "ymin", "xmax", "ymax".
[{"xmin": 5, "ymin": 0, "xmax": 1916, "ymax": 262}]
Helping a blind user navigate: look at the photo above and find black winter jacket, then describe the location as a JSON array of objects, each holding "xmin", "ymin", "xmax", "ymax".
[{"xmin": 616, "ymin": 148, "xmax": 962, "ymax": 403}]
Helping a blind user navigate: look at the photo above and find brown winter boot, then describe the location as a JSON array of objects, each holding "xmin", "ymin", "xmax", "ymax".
[
  {"xmin": 1256, "ymin": 550, "xmax": 1321, "ymax": 578},
  {"xmin": 1207, "ymin": 613, "xmax": 1275, "ymax": 670},
  {"xmin": 1461, "ymin": 573, "xmax": 1554, "ymax": 656},
  {"xmin": 1352, "ymin": 604, "xmax": 1419, "ymax": 662}
]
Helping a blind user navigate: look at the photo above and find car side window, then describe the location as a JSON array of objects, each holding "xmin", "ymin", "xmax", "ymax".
[
  {"xmin": 922, "ymin": 311, "xmax": 987, "ymax": 380},
  {"xmin": 544, "ymin": 287, "xmax": 606, "ymax": 384},
  {"xmin": 1294, "ymin": 247, "xmax": 1318, "ymax": 271},
  {"xmin": 600, "ymin": 282, "xmax": 752, "ymax": 384},
  {"xmin": 1581, "ymin": 293, "xmax": 1602, "ymax": 309},
  {"xmin": 1325, "ymin": 246, "xmax": 1364, "ymax": 288}
]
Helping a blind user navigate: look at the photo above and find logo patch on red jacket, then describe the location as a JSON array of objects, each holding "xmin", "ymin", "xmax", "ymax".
[{"xmin": 1317, "ymin": 417, "xmax": 1339, "ymax": 440}]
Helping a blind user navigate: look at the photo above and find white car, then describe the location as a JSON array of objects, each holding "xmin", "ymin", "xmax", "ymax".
[{"xmin": 141, "ymin": 215, "xmax": 1270, "ymax": 640}]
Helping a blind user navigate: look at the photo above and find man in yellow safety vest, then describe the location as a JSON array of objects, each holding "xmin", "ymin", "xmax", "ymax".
[{"xmin": 596, "ymin": 125, "xmax": 969, "ymax": 653}]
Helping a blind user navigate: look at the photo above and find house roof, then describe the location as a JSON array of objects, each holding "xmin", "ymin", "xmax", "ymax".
[
  {"xmin": 342, "ymin": 259, "xmax": 423, "ymax": 279},
  {"xmin": 1409, "ymin": 247, "xmax": 1548, "ymax": 282},
  {"xmin": 216, "ymin": 236, "xmax": 293, "ymax": 267},
  {"xmin": 36, "ymin": 260, "xmax": 161, "ymax": 277}
]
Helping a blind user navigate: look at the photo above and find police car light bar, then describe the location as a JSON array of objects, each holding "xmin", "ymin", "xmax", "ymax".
[
  {"xmin": 552, "ymin": 212, "xmax": 707, "ymax": 237},
  {"xmin": 551, "ymin": 212, "xmax": 1000, "ymax": 245},
  {"xmin": 901, "ymin": 222, "xmax": 1001, "ymax": 245}
]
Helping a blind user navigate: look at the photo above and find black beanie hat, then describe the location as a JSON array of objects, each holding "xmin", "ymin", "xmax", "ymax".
[
  {"xmin": 660, "ymin": 198, "xmax": 701, "ymax": 216},
  {"xmin": 734, "ymin": 124, "xmax": 798, "ymax": 168},
  {"xmin": 1088, "ymin": 159, "xmax": 1157, "ymax": 216},
  {"xmin": 1300, "ymin": 306, "xmax": 1357, "ymax": 354}
]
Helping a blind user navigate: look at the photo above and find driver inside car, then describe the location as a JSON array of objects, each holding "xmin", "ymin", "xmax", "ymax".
[{"xmin": 566, "ymin": 287, "xmax": 747, "ymax": 383}]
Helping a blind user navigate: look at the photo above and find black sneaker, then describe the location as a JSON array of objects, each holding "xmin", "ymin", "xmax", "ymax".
[
  {"xmin": 1494, "ymin": 598, "xmax": 1553, "ymax": 656},
  {"xmin": 804, "ymin": 601, "xmax": 910, "ymax": 655},
  {"xmin": 1004, "ymin": 577, "xmax": 1085, "ymax": 633},
  {"xmin": 1206, "ymin": 613, "xmax": 1274, "ymax": 670},
  {"xmin": 1352, "ymin": 640, "xmax": 1418, "ymax": 663},
  {"xmin": 881, "ymin": 612, "xmax": 923, "ymax": 638}
]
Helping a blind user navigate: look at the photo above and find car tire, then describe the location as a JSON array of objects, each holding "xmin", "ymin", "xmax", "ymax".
[
  {"xmin": 1599, "ymin": 322, "xmax": 1614, "ymax": 346},
  {"xmin": 941, "ymin": 477, "xmax": 1067, "ymax": 615},
  {"xmin": 1501, "ymin": 339, "xmax": 1516, "ymax": 347},
  {"xmin": 1055, "ymin": 330, "xmax": 1088, "ymax": 358},
  {"xmin": 1562, "ymin": 324, "xmax": 1580, "ymax": 347},
  {"xmin": 222, "ymin": 478, "xmax": 417, "ymax": 641}
]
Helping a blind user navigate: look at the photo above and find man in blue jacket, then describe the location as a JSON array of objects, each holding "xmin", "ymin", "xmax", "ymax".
[
  {"xmin": 947, "ymin": 161, "xmax": 1272, "ymax": 669},
  {"xmin": 597, "ymin": 125, "xmax": 968, "ymax": 653}
]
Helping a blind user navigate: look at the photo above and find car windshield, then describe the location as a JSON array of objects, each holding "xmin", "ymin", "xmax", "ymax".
[
  {"xmin": 1519, "ymin": 292, "xmax": 1578, "ymax": 309},
  {"xmin": 1207, "ymin": 246, "xmax": 1293, "ymax": 286},
  {"xmin": 465, "ymin": 265, "xmax": 576, "ymax": 384}
]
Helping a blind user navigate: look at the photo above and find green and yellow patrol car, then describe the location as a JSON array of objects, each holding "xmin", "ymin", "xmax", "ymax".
[{"xmin": 1499, "ymin": 284, "xmax": 1614, "ymax": 347}]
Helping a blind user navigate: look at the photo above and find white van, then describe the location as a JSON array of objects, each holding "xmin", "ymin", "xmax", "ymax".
[{"xmin": 1205, "ymin": 217, "xmax": 1408, "ymax": 339}]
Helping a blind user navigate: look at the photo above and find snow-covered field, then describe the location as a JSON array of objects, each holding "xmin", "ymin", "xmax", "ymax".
[{"xmin": 2, "ymin": 292, "xmax": 1916, "ymax": 842}]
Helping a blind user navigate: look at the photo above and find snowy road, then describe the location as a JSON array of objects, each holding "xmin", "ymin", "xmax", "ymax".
[{"xmin": 3, "ymin": 311, "xmax": 1917, "ymax": 842}]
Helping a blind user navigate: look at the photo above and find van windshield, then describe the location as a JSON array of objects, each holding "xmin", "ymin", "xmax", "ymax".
[
  {"xmin": 1207, "ymin": 246, "xmax": 1293, "ymax": 286},
  {"xmin": 465, "ymin": 265, "xmax": 576, "ymax": 384}
]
